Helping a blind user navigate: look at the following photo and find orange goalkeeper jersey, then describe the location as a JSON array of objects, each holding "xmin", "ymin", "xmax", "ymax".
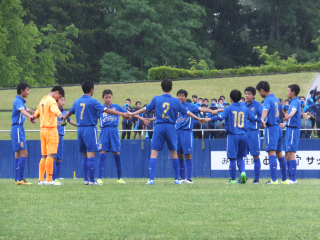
[{"xmin": 34, "ymin": 96, "xmax": 61, "ymax": 128}]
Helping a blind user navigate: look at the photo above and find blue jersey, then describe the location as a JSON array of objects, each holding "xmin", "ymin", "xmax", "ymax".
[
  {"xmin": 145, "ymin": 94, "xmax": 188, "ymax": 124},
  {"xmin": 263, "ymin": 94, "xmax": 281, "ymax": 126},
  {"xmin": 57, "ymin": 108, "xmax": 71, "ymax": 136},
  {"xmin": 99, "ymin": 103, "xmax": 127, "ymax": 128},
  {"xmin": 286, "ymin": 97, "xmax": 301, "ymax": 128},
  {"xmin": 211, "ymin": 102, "xmax": 259, "ymax": 135},
  {"xmin": 69, "ymin": 95, "xmax": 106, "ymax": 127},
  {"xmin": 176, "ymin": 102, "xmax": 200, "ymax": 130},
  {"xmin": 246, "ymin": 100, "xmax": 263, "ymax": 130},
  {"xmin": 11, "ymin": 95, "xmax": 27, "ymax": 126}
]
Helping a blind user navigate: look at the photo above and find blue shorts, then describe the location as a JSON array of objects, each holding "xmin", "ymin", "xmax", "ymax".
[
  {"xmin": 77, "ymin": 126, "xmax": 99, "ymax": 153},
  {"xmin": 99, "ymin": 126, "xmax": 121, "ymax": 152},
  {"xmin": 247, "ymin": 129, "xmax": 260, "ymax": 156},
  {"xmin": 227, "ymin": 134, "xmax": 247, "ymax": 159},
  {"xmin": 55, "ymin": 135, "xmax": 64, "ymax": 160},
  {"xmin": 11, "ymin": 125, "xmax": 27, "ymax": 152},
  {"xmin": 177, "ymin": 129, "xmax": 194, "ymax": 155},
  {"xmin": 285, "ymin": 127, "xmax": 300, "ymax": 153},
  {"xmin": 151, "ymin": 123, "xmax": 177, "ymax": 151},
  {"xmin": 264, "ymin": 125, "xmax": 283, "ymax": 152}
]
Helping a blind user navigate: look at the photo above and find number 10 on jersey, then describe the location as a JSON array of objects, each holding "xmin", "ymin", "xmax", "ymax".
[{"xmin": 232, "ymin": 111, "xmax": 244, "ymax": 127}]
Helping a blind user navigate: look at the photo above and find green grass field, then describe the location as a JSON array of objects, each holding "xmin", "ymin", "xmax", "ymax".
[
  {"xmin": 0, "ymin": 72, "xmax": 317, "ymax": 140},
  {"xmin": 1, "ymin": 178, "xmax": 320, "ymax": 239}
]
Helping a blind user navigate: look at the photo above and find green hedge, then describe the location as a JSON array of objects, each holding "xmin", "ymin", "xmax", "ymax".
[{"xmin": 147, "ymin": 63, "xmax": 320, "ymax": 80}]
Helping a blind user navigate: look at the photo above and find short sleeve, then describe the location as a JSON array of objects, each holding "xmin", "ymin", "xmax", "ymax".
[
  {"xmin": 93, "ymin": 99, "xmax": 106, "ymax": 113},
  {"xmin": 188, "ymin": 103, "xmax": 200, "ymax": 115},
  {"xmin": 263, "ymin": 99, "xmax": 270, "ymax": 111},
  {"xmin": 15, "ymin": 100, "xmax": 26, "ymax": 112},
  {"xmin": 290, "ymin": 100, "xmax": 299, "ymax": 111},
  {"xmin": 178, "ymin": 100, "xmax": 188, "ymax": 115},
  {"xmin": 116, "ymin": 104, "xmax": 128, "ymax": 113},
  {"xmin": 146, "ymin": 97, "xmax": 156, "ymax": 112},
  {"xmin": 69, "ymin": 100, "xmax": 76, "ymax": 114}
]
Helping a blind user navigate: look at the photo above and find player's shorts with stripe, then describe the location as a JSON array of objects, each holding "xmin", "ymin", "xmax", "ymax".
[
  {"xmin": 40, "ymin": 128, "xmax": 59, "ymax": 155},
  {"xmin": 285, "ymin": 127, "xmax": 300, "ymax": 153},
  {"xmin": 247, "ymin": 129, "xmax": 260, "ymax": 156},
  {"xmin": 151, "ymin": 123, "xmax": 177, "ymax": 151},
  {"xmin": 55, "ymin": 135, "xmax": 64, "ymax": 160},
  {"xmin": 77, "ymin": 126, "xmax": 99, "ymax": 153},
  {"xmin": 177, "ymin": 129, "xmax": 194, "ymax": 155},
  {"xmin": 227, "ymin": 133, "xmax": 247, "ymax": 159},
  {"xmin": 99, "ymin": 126, "xmax": 120, "ymax": 152},
  {"xmin": 264, "ymin": 125, "xmax": 283, "ymax": 152},
  {"xmin": 10, "ymin": 124, "xmax": 27, "ymax": 152}
]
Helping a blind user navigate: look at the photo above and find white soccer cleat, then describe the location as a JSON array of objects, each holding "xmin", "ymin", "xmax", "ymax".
[
  {"xmin": 45, "ymin": 181, "xmax": 61, "ymax": 185},
  {"xmin": 84, "ymin": 181, "xmax": 89, "ymax": 185},
  {"xmin": 89, "ymin": 181, "xmax": 102, "ymax": 185},
  {"xmin": 175, "ymin": 180, "xmax": 182, "ymax": 184},
  {"xmin": 38, "ymin": 181, "xmax": 46, "ymax": 185},
  {"xmin": 287, "ymin": 180, "xmax": 297, "ymax": 184},
  {"xmin": 146, "ymin": 180, "xmax": 154, "ymax": 185},
  {"xmin": 185, "ymin": 179, "xmax": 194, "ymax": 184}
]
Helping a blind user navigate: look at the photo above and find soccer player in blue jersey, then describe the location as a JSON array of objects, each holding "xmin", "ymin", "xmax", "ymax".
[
  {"xmin": 63, "ymin": 81, "xmax": 131, "ymax": 185},
  {"xmin": 52, "ymin": 97, "xmax": 77, "ymax": 184},
  {"xmin": 204, "ymin": 90, "xmax": 263, "ymax": 184},
  {"xmin": 11, "ymin": 82, "xmax": 37, "ymax": 185},
  {"xmin": 97, "ymin": 89, "xmax": 148, "ymax": 184},
  {"xmin": 130, "ymin": 79, "xmax": 204, "ymax": 185},
  {"xmin": 244, "ymin": 87, "xmax": 263, "ymax": 184},
  {"xmin": 176, "ymin": 89, "xmax": 215, "ymax": 183},
  {"xmin": 282, "ymin": 84, "xmax": 301, "ymax": 184},
  {"xmin": 256, "ymin": 81, "xmax": 287, "ymax": 184}
]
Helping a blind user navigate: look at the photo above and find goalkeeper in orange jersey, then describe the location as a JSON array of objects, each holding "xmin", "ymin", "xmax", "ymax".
[{"xmin": 31, "ymin": 86, "xmax": 66, "ymax": 185}]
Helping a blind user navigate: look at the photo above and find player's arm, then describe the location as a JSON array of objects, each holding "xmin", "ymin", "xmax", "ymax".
[
  {"xmin": 186, "ymin": 111, "xmax": 204, "ymax": 124},
  {"xmin": 26, "ymin": 107, "xmax": 35, "ymax": 115},
  {"xmin": 63, "ymin": 111, "xmax": 72, "ymax": 122},
  {"xmin": 131, "ymin": 107, "xmax": 147, "ymax": 116},
  {"xmin": 104, "ymin": 108, "xmax": 131, "ymax": 119},
  {"xmin": 248, "ymin": 111, "xmax": 263, "ymax": 123},
  {"xmin": 20, "ymin": 108, "xmax": 37, "ymax": 123},
  {"xmin": 134, "ymin": 114, "xmax": 150, "ymax": 125}
]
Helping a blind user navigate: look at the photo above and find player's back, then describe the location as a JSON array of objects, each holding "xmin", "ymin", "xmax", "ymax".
[
  {"xmin": 223, "ymin": 102, "xmax": 248, "ymax": 135},
  {"xmin": 70, "ymin": 95, "xmax": 105, "ymax": 127},
  {"xmin": 263, "ymin": 94, "xmax": 281, "ymax": 126},
  {"xmin": 36, "ymin": 96, "xmax": 60, "ymax": 128},
  {"xmin": 146, "ymin": 94, "xmax": 188, "ymax": 124}
]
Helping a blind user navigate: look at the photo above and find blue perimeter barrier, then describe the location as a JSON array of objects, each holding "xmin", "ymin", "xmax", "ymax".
[{"xmin": 1, "ymin": 139, "xmax": 320, "ymax": 179}]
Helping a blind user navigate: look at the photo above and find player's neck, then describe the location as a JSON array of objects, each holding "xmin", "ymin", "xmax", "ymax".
[
  {"xmin": 246, "ymin": 100, "xmax": 253, "ymax": 105},
  {"xmin": 18, "ymin": 94, "xmax": 25, "ymax": 99},
  {"xmin": 84, "ymin": 93, "xmax": 93, "ymax": 97},
  {"xmin": 105, "ymin": 102, "xmax": 111, "ymax": 107},
  {"xmin": 163, "ymin": 91, "xmax": 171, "ymax": 95},
  {"xmin": 264, "ymin": 92, "xmax": 272, "ymax": 97}
]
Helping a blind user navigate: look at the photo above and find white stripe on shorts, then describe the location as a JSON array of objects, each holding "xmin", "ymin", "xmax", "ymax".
[
  {"xmin": 94, "ymin": 128, "xmax": 98, "ymax": 144},
  {"xmin": 17, "ymin": 128, "xmax": 20, "ymax": 143}
]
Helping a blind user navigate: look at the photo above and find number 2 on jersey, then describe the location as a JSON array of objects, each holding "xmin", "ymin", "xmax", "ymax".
[
  {"xmin": 80, "ymin": 103, "xmax": 85, "ymax": 119},
  {"xmin": 162, "ymin": 102, "xmax": 170, "ymax": 119},
  {"xmin": 232, "ymin": 111, "xmax": 244, "ymax": 128}
]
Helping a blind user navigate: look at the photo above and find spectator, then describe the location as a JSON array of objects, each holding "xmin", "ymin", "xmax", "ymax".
[
  {"xmin": 133, "ymin": 101, "xmax": 143, "ymax": 139},
  {"xmin": 217, "ymin": 98, "xmax": 224, "ymax": 109},
  {"xmin": 186, "ymin": 99, "xmax": 192, "ymax": 103},
  {"xmin": 215, "ymin": 99, "xmax": 226, "ymax": 139},
  {"xmin": 198, "ymin": 98, "xmax": 204, "ymax": 104},
  {"xmin": 192, "ymin": 95, "xmax": 198, "ymax": 104},
  {"xmin": 315, "ymin": 96, "xmax": 320, "ymax": 138},
  {"xmin": 219, "ymin": 95, "xmax": 226, "ymax": 105},
  {"xmin": 199, "ymin": 103, "xmax": 209, "ymax": 139},
  {"xmin": 240, "ymin": 97, "xmax": 245, "ymax": 103},
  {"xmin": 211, "ymin": 98, "xmax": 217, "ymax": 107},
  {"xmin": 279, "ymin": 98, "xmax": 284, "ymax": 106},
  {"xmin": 121, "ymin": 99, "xmax": 134, "ymax": 139},
  {"xmin": 203, "ymin": 98, "xmax": 209, "ymax": 107},
  {"xmin": 304, "ymin": 87, "xmax": 318, "ymax": 132},
  {"xmin": 143, "ymin": 104, "xmax": 155, "ymax": 139},
  {"xmin": 208, "ymin": 100, "xmax": 218, "ymax": 139}
]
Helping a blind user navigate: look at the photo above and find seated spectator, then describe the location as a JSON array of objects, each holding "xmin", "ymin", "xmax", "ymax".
[
  {"xmin": 192, "ymin": 95, "xmax": 198, "ymax": 104},
  {"xmin": 121, "ymin": 98, "xmax": 134, "ymax": 139},
  {"xmin": 133, "ymin": 101, "xmax": 143, "ymax": 139}
]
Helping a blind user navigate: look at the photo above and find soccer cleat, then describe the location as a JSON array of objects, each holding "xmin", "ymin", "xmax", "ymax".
[
  {"xmin": 175, "ymin": 180, "xmax": 182, "ymax": 184},
  {"xmin": 237, "ymin": 177, "xmax": 248, "ymax": 183},
  {"xmin": 97, "ymin": 179, "xmax": 103, "ymax": 184},
  {"xmin": 16, "ymin": 179, "xmax": 32, "ymax": 185},
  {"xmin": 287, "ymin": 180, "xmax": 297, "ymax": 184},
  {"xmin": 146, "ymin": 180, "xmax": 154, "ymax": 185},
  {"xmin": 185, "ymin": 179, "xmax": 194, "ymax": 184},
  {"xmin": 280, "ymin": 180, "xmax": 289, "ymax": 184},
  {"xmin": 14, "ymin": 181, "xmax": 18, "ymax": 185},
  {"xmin": 54, "ymin": 179, "xmax": 62, "ymax": 185},
  {"xmin": 116, "ymin": 178, "xmax": 126, "ymax": 184},
  {"xmin": 229, "ymin": 180, "xmax": 237, "ymax": 184},
  {"xmin": 179, "ymin": 179, "xmax": 186, "ymax": 184},
  {"xmin": 38, "ymin": 181, "xmax": 46, "ymax": 185},
  {"xmin": 84, "ymin": 181, "xmax": 89, "ymax": 185},
  {"xmin": 266, "ymin": 180, "xmax": 278, "ymax": 184},
  {"xmin": 89, "ymin": 181, "xmax": 102, "ymax": 185},
  {"xmin": 240, "ymin": 172, "xmax": 247, "ymax": 184},
  {"xmin": 45, "ymin": 181, "xmax": 61, "ymax": 185},
  {"xmin": 252, "ymin": 180, "xmax": 259, "ymax": 184}
]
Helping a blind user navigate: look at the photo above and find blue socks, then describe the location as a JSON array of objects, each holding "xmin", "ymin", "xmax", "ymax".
[
  {"xmin": 186, "ymin": 159, "xmax": 193, "ymax": 180},
  {"xmin": 286, "ymin": 161, "xmax": 291, "ymax": 179},
  {"xmin": 289, "ymin": 160, "xmax": 297, "ymax": 182},
  {"xmin": 269, "ymin": 155, "xmax": 277, "ymax": 181},
  {"xmin": 172, "ymin": 158, "xmax": 179, "ymax": 181},
  {"xmin": 87, "ymin": 157, "xmax": 95, "ymax": 182},
  {"xmin": 237, "ymin": 158, "xmax": 245, "ymax": 173},
  {"xmin": 114, "ymin": 154, "xmax": 122, "ymax": 180},
  {"xmin": 98, "ymin": 153, "xmax": 106, "ymax": 179},
  {"xmin": 14, "ymin": 158, "xmax": 19, "ymax": 181},
  {"xmin": 82, "ymin": 157, "xmax": 89, "ymax": 181},
  {"xmin": 18, "ymin": 157, "xmax": 27, "ymax": 181},
  {"xmin": 253, "ymin": 158, "xmax": 261, "ymax": 181},
  {"xmin": 229, "ymin": 159, "xmax": 237, "ymax": 180},
  {"xmin": 179, "ymin": 159, "xmax": 185, "ymax": 179},
  {"xmin": 53, "ymin": 161, "xmax": 57, "ymax": 180},
  {"xmin": 278, "ymin": 157, "xmax": 287, "ymax": 181},
  {"xmin": 149, "ymin": 158, "xmax": 157, "ymax": 180}
]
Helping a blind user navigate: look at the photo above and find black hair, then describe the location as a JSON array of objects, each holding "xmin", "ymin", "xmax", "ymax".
[
  {"xmin": 201, "ymin": 103, "xmax": 207, "ymax": 107},
  {"xmin": 288, "ymin": 84, "xmax": 300, "ymax": 97},
  {"xmin": 225, "ymin": 103, "xmax": 230, "ymax": 106},
  {"xmin": 230, "ymin": 89, "xmax": 241, "ymax": 103},
  {"xmin": 17, "ymin": 82, "xmax": 30, "ymax": 95},
  {"xmin": 192, "ymin": 95, "xmax": 197, "ymax": 99},
  {"xmin": 198, "ymin": 98, "xmax": 203, "ymax": 101},
  {"xmin": 126, "ymin": 98, "xmax": 131, "ymax": 103},
  {"xmin": 135, "ymin": 101, "xmax": 141, "ymax": 105},
  {"xmin": 186, "ymin": 99, "xmax": 192, "ymax": 103},
  {"xmin": 241, "ymin": 97, "xmax": 245, "ymax": 101},
  {"xmin": 51, "ymin": 86, "xmax": 65, "ymax": 97},
  {"xmin": 82, "ymin": 81, "xmax": 94, "ymax": 94},
  {"xmin": 244, "ymin": 86, "xmax": 256, "ymax": 96},
  {"xmin": 256, "ymin": 81, "xmax": 270, "ymax": 92},
  {"xmin": 218, "ymin": 98, "xmax": 224, "ymax": 102},
  {"xmin": 310, "ymin": 90, "xmax": 314, "ymax": 95},
  {"xmin": 204, "ymin": 98, "xmax": 208, "ymax": 102},
  {"xmin": 161, "ymin": 79, "xmax": 172, "ymax": 92},
  {"xmin": 144, "ymin": 104, "xmax": 147, "ymax": 107},
  {"xmin": 177, "ymin": 89, "xmax": 188, "ymax": 97},
  {"xmin": 102, "ymin": 89, "xmax": 113, "ymax": 97},
  {"xmin": 285, "ymin": 99, "xmax": 290, "ymax": 102},
  {"xmin": 261, "ymin": 100, "xmax": 264, "ymax": 104},
  {"xmin": 211, "ymin": 98, "xmax": 217, "ymax": 102},
  {"xmin": 279, "ymin": 98, "xmax": 283, "ymax": 102},
  {"xmin": 316, "ymin": 91, "xmax": 320, "ymax": 96},
  {"xmin": 219, "ymin": 95, "xmax": 225, "ymax": 100}
]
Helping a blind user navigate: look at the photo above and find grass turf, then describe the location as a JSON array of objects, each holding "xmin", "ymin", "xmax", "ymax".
[
  {"xmin": 1, "ymin": 178, "xmax": 320, "ymax": 239},
  {"xmin": 0, "ymin": 72, "xmax": 317, "ymax": 140}
]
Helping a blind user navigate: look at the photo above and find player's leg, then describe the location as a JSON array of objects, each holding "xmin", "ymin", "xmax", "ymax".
[
  {"xmin": 284, "ymin": 128, "xmax": 300, "ymax": 184},
  {"xmin": 176, "ymin": 130, "xmax": 186, "ymax": 182},
  {"xmin": 53, "ymin": 135, "xmax": 63, "ymax": 184},
  {"xmin": 77, "ymin": 127, "xmax": 89, "ymax": 184},
  {"xmin": 248, "ymin": 129, "xmax": 261, "ymax": 183},
  {"xmin": 84, "ymin": 127, "xmax": 100, "ymax": 185},
  {"xmin": 14, "ymin": 151, "xmax": 20, "ymax": 183},
  {"xmin": 38, "ymin": 130, "xmax": 47, "ymax": 184},
  {"xmin": 181, "ymin": 130, "xmax": 194, "ymax": 183},
  {"xmin": 147, "ymin": 150, "xmax": 159, "ymax": 184},
  {"xmin": 237, "ymin": 134, "xmax": 247, "ymax": 184},
  {"xmin": 265, "ymin": 126, "xmax": 278, "ymax": 184},
  {"xmin": 97, "ymin": 128, "xmax": 108, "ymax": 183},
  {"xmin": 110, "ymin": 127, "xmax": 124, "ymax": 183},
  {"xmin": 45, "ymin": 129, "xmax": 60, "ymax": 185},
  {"xmin": 98, "ymin": 151, "xmax": 106, "ymax": 183},
  {"xmin": 227, "ymin": 135, "xmax": 237, "ymax": 183},
  {"xmin": 276, "ymin": 126, "xmax": 286, "ymax": 183},
  {"xmin": 165, "ymin": 124, "xmax": 180, "ymax": 184}
]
